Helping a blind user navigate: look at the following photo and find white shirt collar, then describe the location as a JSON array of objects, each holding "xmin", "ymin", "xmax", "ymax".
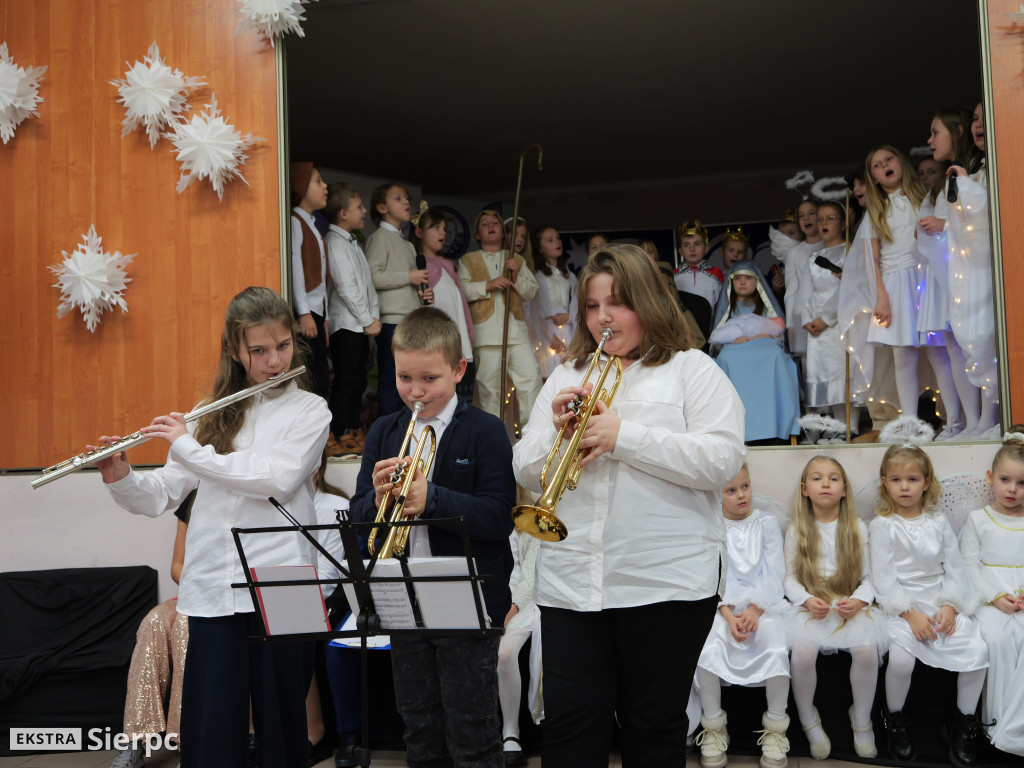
[
  {"xmin": 292, "ymin": 206, "xmax": 318, "ymax": 227},
  {"xmin": 425, "ymin": 393, "xmax": 459, "ymax": 429},
  {"xmin": 379, "ymin": 222, "xmax": 401, "ymax": 234},
  {"xmin": 329, "ymin": 223, "xmax": 356, "ymax": 242}
]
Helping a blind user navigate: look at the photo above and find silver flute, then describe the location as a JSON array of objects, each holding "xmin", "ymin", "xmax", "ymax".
[{"xmin": 31, "ymin": 366, "xmax": 307, "ymax": 489}]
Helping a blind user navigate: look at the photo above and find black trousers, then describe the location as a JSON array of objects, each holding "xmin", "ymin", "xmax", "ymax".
[
  {"xmin": 180, "ymin": 613, "xmax": 314, "ymax": 768},
  {"xmin": 539, "ymin": 597, "xmax": 718, "ymax": 768},
  {"xmin": 376, "ymin": 323, "xmax": 402, "ymax": 416},
  {"xmin": 328, "ymin": 328, "xmax": 370, "ymax": 436},
  {"xmin": 301, "ymin": 311, "xmax": 330, "ymax": 401}
]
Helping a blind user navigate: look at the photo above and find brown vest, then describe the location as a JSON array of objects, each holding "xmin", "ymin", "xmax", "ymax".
[
  {"xmin": 463, "ymin": 251, "xmax": 525, "ymax": 324},
  {"xmin": 291, "ymin": 212, "xmax": 322, "ymax": 292}
]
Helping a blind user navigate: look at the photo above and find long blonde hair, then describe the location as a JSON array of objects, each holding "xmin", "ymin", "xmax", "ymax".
[
  {"xmin": 864, "ymin": 145, "xmax": 926, "ymax": 243},
  {"xmin": 193, "ymin": 287, "xmax": 309, "ymax": 454},
  {"xmin": 874, "ymin": 445, "xmax": 941, "ymax": 517},
  {"xmin": 791, "ymin": 456, "xmax": 863, "ymax": 603},
  {"xmin": 563, "ymin": 244, "xmax": 694, "ymax": 367}
]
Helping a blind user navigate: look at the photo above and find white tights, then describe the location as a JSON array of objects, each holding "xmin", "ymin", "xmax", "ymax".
[
  {"xmin": 944, "ymin": 334, "xmax": 980, "ymax": 431},
  {"xmin": 891, "ymin": 346, "xmax": 920, "ymax": 417},
  {"xmin": 697, "ymin": 667, "xmax": 790, "ymax": 721},
  {"xmin": 791, "ymin": 642, "xmax": 877, "ymax": 744},
  {"xmin": 497, "ymin": 617, "xmax": 532, "ymax": 741},
  {"xmin": 885, "ymin": 644, "xmax": 987, "ymax": 715}
]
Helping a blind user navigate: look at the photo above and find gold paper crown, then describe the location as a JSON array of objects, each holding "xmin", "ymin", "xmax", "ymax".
[
  {"xmin": 678, "ymin": 220, "xmax": 708, "ymax": 243},
  {"xmin": 780, "ymin": 209, "xmax": 798, "ymax": 224},
  {"xmin": 723, "ymin": 227, "xmax": 749, "ymax": 246},
  {"xmin": 410, "ymin": 199, "xmax": 430, "ymax": 228}
]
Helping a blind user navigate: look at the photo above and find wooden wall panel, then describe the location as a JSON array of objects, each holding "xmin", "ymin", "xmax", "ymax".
[
  {"xmin": 989, "ymin": 1, "xmax": 1024, "ymax": 424},
  {"xmin": 0, "ymin": 0, "xmax": 282, "ymax": 468}
]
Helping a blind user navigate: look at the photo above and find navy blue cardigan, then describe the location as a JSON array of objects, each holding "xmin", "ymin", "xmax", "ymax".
[{"xmin": 349, "ymin": 398, "xmax": 515, "ymax": 623}]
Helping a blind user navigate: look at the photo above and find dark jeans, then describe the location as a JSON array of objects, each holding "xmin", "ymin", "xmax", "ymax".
[
  {"xmin": 376, "ymin": 323, "xmax": 403, "ymax": 416},
  {"xmin": 390, "ymin": 634, "xmax": 502, "ymax": 768},
  {"xmin": 539, "ymin": 597, "xmax": 719, "ymax": 768},
  {"xmin": 180, "ymin": 613, "xmax": 314, "ymax": 768},
  {"xmin": 300, "ymin": 310, "xmax": 330, "ymax": 400},
  {"xmin": 329, "ymin": 328, "xmax": 370, "ymax": 436}
]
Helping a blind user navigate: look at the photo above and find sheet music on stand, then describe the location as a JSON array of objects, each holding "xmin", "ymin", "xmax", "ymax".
[{"xmin": 229, "ymin": 497, "xmax": 501, "ymax": 768}]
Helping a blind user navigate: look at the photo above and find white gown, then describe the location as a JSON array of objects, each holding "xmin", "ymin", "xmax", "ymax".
[
  {"xmin": 868, "ymin": 513, "xmax": 987, "ymax": 672},
  {"xmin": 916, "ymin": 191, "xmax": 952, "ymax": 336},
  {"xmin": 697, "ymin": 509, "xmax": 791, "ymax": 686},
  {"xmin": 801, "ymin": 244, "xmax": 846, "ymax": 407},
  {"xmin": 960, "ymin": 506, "xmax": 1024, "ymax": 756},
  {"xmin": 865, "ymin": 191, "xmax": 927, "ymax": 348},
  {"xmin": 945, "ymin": 169, "xmax": 998, "ymax": 390},
  {"xmin": 782, "ymin": 240, "xmax": 823, "ymax": 355},
  {"xmin": 783, "ymin": 519, "xmax": 884, "ymax": 656},
  {"xmin": 527, "ymin": 268, "xmax": 577, "ymax": 378}
]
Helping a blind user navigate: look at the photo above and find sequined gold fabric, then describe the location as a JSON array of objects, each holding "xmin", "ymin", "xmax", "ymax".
[{"xmin": 123, "ymin": 598, "xmax": 189, "ymax": 740}]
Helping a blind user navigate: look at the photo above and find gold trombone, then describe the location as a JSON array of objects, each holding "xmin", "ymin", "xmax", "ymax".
[
  {"xmin": 368, "ymin": 402, "xmax": 437, "ymax": 559},
  {"xmin": 512, "ymin": 329, "xmax": 622, "ymax": 541}
]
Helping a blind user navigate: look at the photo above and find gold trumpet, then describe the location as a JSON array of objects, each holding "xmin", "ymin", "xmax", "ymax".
[
  {"xmin": 368, "ymin": 402, "xmax": 437, "ymax": 559},
  {"xmin": 512, "ymin": 329, "xmax": 622, "ymax": 541}
]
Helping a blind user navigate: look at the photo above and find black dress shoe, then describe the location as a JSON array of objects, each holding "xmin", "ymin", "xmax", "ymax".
[
  {"xmin": 335, "ymin": 732, "xmax": 359, "ymax": 768},
  {"xmin": 944, "ymin": 710, "xmax": 983, "ymax": 768},
  {"xmin": 880, "ymin": 706, "xmax": 915, "ymax": 762},
  {"xmin": 502, "ymin": 736, "xmax": 527, "ymax": 767},
  {"xmin": 308, "ymin": 737, "xmax": 333, "ymax": 767}
]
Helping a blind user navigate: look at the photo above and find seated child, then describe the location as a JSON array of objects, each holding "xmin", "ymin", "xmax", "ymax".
[
  {"xmin": 348, "ymin": 306, "xmax": 516, "ymax": 766},
  {"xmin": 695, "ymin": 465, "xmax": 791, "ymax": 768},
  {"xmin": 710, "ymin": 262, "xmax": 800, "ymax": 444}
]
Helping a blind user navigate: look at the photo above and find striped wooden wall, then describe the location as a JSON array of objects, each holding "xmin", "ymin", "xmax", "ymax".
[
  {"xmin": 0, "ymin": 0, "xmax": 282, "ymax": 468},
  {"xmin": 2, "ymin": 2, "xmax": 1023, "ymax": 468},
  {"xmin": 989, "ymin": 0, "xmax": 1024, "ymax": 424}
]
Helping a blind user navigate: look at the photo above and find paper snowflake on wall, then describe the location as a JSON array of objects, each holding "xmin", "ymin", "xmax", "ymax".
[
  {"xmin": 49, "ymin": 226, "xmax": 135, "ymax": 333},
  {"xmin": 110, "ymin": 42, "xmax": 205, "ymax": 149},
  {"xmin": 164, "ymin": 95, "xmax": 259, "ymax": 201},
  {"xmin": 0, "ymin": 42, "xmax": 48, "ymax": 144},
  {"xmin": 235, "ymin": 0, "xmax": 318, "ymax": 45}
]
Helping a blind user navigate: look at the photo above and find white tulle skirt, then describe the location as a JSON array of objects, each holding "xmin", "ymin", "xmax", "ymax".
[
  {"xmin": 866, "ymin": 265, "xmax": 925, "ymax": 347},
  {"xmin": 791, "ymin": 604, "xmax": 886, "ymax": 662}
]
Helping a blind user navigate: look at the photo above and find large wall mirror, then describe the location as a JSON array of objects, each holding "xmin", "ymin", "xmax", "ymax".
[{"xmin": 280, "ymin": 0, "xmax": 1006, "ymax": 446}]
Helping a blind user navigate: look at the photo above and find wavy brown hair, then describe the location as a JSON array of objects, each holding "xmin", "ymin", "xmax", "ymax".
[
  {"xmin": 864, "ymin": 145, "xmax": 926, "ymax": 243},
  {"xmin": 791, "ymin": 456, "xmax": 863, "ymax": 603},
  {"xmin": 192, "ymin": 287, "xmax": 309, "ymax": 454},
  {"xmin": 874, "ymin": 445, "xmax": 942, "ymax": 517},
  {"xmin": 563, "ymin": 244, "xmax": 694, "ymax": 368}
]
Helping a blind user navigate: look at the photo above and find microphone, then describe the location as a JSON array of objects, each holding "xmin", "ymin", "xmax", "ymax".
[
  {"xmin": 947, "ymin": 161, "xmax": 961, "ymax": 204},
  {"xmin": 415, "ymin": 254, "xmax": 431, "ymax": 305}
]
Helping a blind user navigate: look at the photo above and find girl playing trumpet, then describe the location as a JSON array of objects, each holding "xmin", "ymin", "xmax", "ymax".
[{"xmin": 512, "ymin": 244, "xmax": 746, "ymax": 768}]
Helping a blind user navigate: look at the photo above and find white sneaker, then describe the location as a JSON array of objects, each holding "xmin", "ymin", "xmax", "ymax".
[
  {"xmin": 696, "ymin": 712, "xmax": 729, "ymax": 768},
  {"xmin": 110, "ymin": 748, "xmax": 143, "ymax": 768}
]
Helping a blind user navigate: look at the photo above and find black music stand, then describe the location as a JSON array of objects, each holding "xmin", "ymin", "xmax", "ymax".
[{"xmin": 230, "ymin": 497, "xmax": 501, "ymax": 768}]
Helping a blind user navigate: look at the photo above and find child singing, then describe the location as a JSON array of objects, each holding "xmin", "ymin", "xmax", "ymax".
[
  {"xmin": 869, "ymin": 442, "xmax": 988, "ymax": 766},
  {"xmin": 784, "ymin": 456, "xmax": 880, "ymax": 761},
  {"xmin": 695, "ymin": 465, "xmax": 792, "ymax": 768},
  {"xmin": 513, "ymin": 244, "xmax": 745, "ymax": 767},
  {"xmin": 94, "ymin": 286, "xmax": 331, "ymax": 768}
]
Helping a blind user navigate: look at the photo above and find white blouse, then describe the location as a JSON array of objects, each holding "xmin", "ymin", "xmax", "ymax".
[
  {"xmin": 783, "ymin": 519, "xmax": 874, "ymax": 607},
  {"xmin": 721, "ymin": 509, "xmax": 787, "ymax": 613},
  {"xmin": 512, "ymin": 349, "xmax": 745, "ymax": 611},
  {"xmin": 960, "ymin": 506, "xmax": 1024, "ymax": 604},
  {"xmin": 106, "ymin": 383, "xmax": 331, "ymax": 617}
]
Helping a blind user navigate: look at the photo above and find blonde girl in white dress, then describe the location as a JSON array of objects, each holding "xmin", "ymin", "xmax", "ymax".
[
  {"xmin": 784, "ymin": 456, "xmax": 881, "ymax": 760},
  {"xmin": 695, "ymin": 465, "xmax": 792, "ymax": 768},
  {"xmin": 960, "ymin": 430, "xmax": 1024, "ymax": 757},
  {"xmin": 869, "ymin": 443, "xmax": 988, "ymax": 766}
]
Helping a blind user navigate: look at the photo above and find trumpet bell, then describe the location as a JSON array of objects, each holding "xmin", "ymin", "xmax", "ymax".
[{"xmin": 511, "ymin": 504, "xmax": 568, "ymax": 542}]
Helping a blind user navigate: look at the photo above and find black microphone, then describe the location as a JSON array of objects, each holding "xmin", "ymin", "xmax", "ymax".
[
  {"xmin": 947, "ymin": 162, "xmax": 961, "ymax": 204},
  {"xmin": 415, "ymin": 254, "xmax": 431, "ymax": 305}
]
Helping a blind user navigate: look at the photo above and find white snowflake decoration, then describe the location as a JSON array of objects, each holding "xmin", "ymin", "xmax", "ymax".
[
  {"xmin": 235, "ymin": 0, "xmax": 318, "ymax": 45},
  {"xmin": 164, "ymin": 95, "xmax": 259, "ymax": 201},
  {"xmin": 110, "ymin": 42, "xmax": 205, "ymax": 149},
  {"xmin": 0, "ymin": 42, "xmax": 47, "ymax": 144},
  {"xmin": 48, "ymin": 226, "xmax": 135, "ymax": 333}
]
